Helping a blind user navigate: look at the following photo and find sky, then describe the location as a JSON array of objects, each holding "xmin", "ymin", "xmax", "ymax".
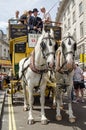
[{"xmin": 0, "ymin": 0, "xmax": 61, "ymax": 34}]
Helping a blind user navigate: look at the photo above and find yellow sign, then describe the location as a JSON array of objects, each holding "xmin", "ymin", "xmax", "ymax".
[{"xmin": 80, "ymin": 54, "xmax": 86, "ymax": 63}]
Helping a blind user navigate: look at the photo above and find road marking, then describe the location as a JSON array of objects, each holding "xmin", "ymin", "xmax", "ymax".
[{"xmin": 8, "ymin": 95, "xmax": 17, "ymax": 130}]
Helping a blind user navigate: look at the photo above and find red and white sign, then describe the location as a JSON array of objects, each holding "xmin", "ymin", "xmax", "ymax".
[{"xmin": 28, "ymin": 34, "xmax": 41, "ymax": 47}]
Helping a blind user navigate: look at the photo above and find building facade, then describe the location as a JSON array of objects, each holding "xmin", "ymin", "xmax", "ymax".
[
  {"xmin": 56, "ymin": 0, "xmax": 86, "ymax": 69},
  {"xmin": 0, "ymin": 30, "xmax": 11, "ymax": 73}
]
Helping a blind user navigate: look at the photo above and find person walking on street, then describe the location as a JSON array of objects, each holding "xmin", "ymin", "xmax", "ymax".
[
  {"xmin": 83, "ymin": 66, "xmax": 86, "ymax": 88},
  {"xmin": 73, "ymin": 63, "xmax": 85, "ymax": 103}
]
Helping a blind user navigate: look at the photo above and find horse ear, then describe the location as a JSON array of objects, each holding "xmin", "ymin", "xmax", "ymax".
[
  {"xmin": 50, "ymin": 28, "xmax": 54, "ymax": 37},
  {"xmin": 42, "ymin": 28, "xmax": 45, "ymax": 34},
  {"xmin": 42, "ymin": 24, "xmax": 46, "ymax": 34}
]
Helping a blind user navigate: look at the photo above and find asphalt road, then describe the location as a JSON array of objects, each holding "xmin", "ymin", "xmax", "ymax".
[{"xmin": 1, "ymin": 90, "xmax": 86, "ymax": 130}]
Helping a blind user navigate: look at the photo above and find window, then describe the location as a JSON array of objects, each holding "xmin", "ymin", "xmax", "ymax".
[
  {"xmin": 4, "ymin": 49, "xmax": 6, "ymax": 57},
  {"xmin": 72, "ymin": 0, "xmax": 75, "ymax": 7},
  {"xmin": 64, "ymin": 12, "xmax": 66, "ymax": 20},
  {"xmin": 73, "ymin": 11, "xmax": 76, "ymax": 23},
  {"xmin": 79, "ymin": 2, "xmax": 83, "ymax": 15},
  {"xmin": 73, "ymin": 28, "xmax": 76, "ymax": 39},
  {"xmin": 80, "ymin": 22, "xmax": 84, "ymax": 38},
  {"xmin": 68, "ymin": 18, "xmax": 71, "ymax": 29},
  {"xmin": 64, "ymin": 24, "xmax": 67, "ymax": 32},
  {"xmin": 67, "ymin": 6, "xmax": 70, "ymax": 14}
]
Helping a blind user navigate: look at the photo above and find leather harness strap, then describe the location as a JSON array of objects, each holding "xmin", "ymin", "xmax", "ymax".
[{"xmin": 30, "ymin": 50, "xmax": 48, "ymax": 74}]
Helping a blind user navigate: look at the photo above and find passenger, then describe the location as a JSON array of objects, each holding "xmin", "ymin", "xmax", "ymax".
[
  {"xmin": 40, "ymin": 7, "xmax": 52, "ymax": 26},
  {"xmin": 27, "ymin": 10, "xmax": 33, "ymax": 21},
  {"xmin": 15, "ymin": 10, "xmax": 20, "ymax": 19},
  {"xmin": 10, "ymin": 10, "xmax": 20, "ymax": 24},
  {"xmin": 73, "ymin": 63, "xmax": 85, "ymax": 103},
  {"xmin": 27, "ymin": 10, "xmax": 34, "ymax": 32},
  {"xmin": 30, "ymin": 8, "xmax": 43, "ymax": 33},
  {"xmin": 19, "ymin": 10, "xmax": 27, "ymax": 25}
]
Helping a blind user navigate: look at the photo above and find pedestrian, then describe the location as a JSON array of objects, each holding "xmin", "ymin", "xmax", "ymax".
[
  {"xmin": 73, "ymin": 63, "xmax": 85, "ymax": 103},
  {"xmin": 83, "ymin": 66, "xmax": 86, "ymax": 88},
  {"xmin": 0, "ymin": 73, "xmax": 4, "ymax": 90}
]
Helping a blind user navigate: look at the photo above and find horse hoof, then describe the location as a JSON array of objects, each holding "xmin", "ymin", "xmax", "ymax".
[
  {"xmin": 41, "ymin": 120, "xmax": 48, "ymax": 125},
  {"xmin": 27, "ymin": 119, "xmax": 35, "ymax": 125},
  {"xmin": 69, "ymin": 117, "xmax": 76, "ymax": 123},
  {"xmin": 56, "ymin": 115, "xmax": 62, "ymax": 121}
]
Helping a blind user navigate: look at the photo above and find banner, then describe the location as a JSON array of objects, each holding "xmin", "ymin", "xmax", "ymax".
[{"xmin": 9, "ymin": 24, "xmax": 27, "ymax": 38}]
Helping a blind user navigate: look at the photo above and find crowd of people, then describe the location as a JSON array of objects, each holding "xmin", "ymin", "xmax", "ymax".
[{"xmin": 10, "ymin": 7, "xmax": 52, "ymax": 33}]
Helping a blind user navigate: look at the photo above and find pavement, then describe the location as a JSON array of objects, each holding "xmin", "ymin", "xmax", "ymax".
[{"xmin": 0, "ymin": 90, "xmax": 6, "ymax": 122}]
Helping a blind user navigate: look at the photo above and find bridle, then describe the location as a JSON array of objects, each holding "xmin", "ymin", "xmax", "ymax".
[
  {"xmin": 57, "ymin": 36, "xmax": 76, "ymax": 74},
  {"xmin": 40, "ymin": 34, "xmax": 55, "ymax": 59},
  {"xmin": 62, "ymin": 36, "xmax": 76, "ymax": 60}
]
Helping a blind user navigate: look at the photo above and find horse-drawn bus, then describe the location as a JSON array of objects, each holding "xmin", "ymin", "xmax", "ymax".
[{"xmin": 8, "ymin": 19, "xmax": 61, "ymax": 104}]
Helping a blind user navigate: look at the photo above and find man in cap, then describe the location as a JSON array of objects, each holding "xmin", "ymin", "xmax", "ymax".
[{"xmin": 29, "ymin": 8, "xmax": 43, "ymax": 33}]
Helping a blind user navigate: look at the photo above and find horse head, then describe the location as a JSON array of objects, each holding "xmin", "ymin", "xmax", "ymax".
[
  {"xmin": 61, "ymin": 35, "xmax": 77, "ymax": 69},
  {"xmin": 40, "ymin": 28, "xmax": 56, "ymax": 69}
]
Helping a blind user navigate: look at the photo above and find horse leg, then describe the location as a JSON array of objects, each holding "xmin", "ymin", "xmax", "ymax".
[
  {"xmin": 60, "ymin": 92, "xmax": 64, "ymax": 107},
  {"xmin": 40, "ymin": 85, "xmax": 48, "ymax": 125},
  {"xmin": 23, "ymin": 81, "xmax": 29, "ymax": 111},
  {"xmin": 67, "ymin": 87, "xmax": 76, "ymax": 123},
  {"xmin": 52, "ymin": 87, "xmax": 56, "ymax": 109},
  {"xmin": 27, "ymin": 85, "xmax": 34, "ymax": 125},
  {"xmin": 56, "ymin": 87, "xmax": 62, "ymax": 121}
]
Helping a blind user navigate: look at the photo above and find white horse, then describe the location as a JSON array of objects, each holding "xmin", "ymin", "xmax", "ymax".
[
  {"xmin": 55, "ymin": 35, "xmax": 76, "ymax": 123},
  {"xmin": 19, "ymin": 29, "xmax": 56, "ymax": 125}
]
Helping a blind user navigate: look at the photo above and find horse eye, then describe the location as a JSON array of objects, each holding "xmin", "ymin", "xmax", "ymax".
[
  {"xmin": 40, "ymin": 41, "xmax": 46, "ymax": 50},
  {"xmin": 74, "ymin": 43, "xmax": 77, "ymax": 51},
  {"xmin": 54, "ymin": 43, "xmax": 58, "ymax": 51}
]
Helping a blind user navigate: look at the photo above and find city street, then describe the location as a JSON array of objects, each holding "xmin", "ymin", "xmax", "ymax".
[{"xmin": 0, "ymin": 90, "xmax": 86, "ymax": 130}]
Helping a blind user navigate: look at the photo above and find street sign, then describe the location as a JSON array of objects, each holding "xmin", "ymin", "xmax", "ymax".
[{"xmin": 28, "ymin": 34, "xmax": 41, "ymax": 47}]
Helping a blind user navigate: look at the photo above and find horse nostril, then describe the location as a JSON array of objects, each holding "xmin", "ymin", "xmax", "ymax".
[{"xmin": 48, "ymin": 62, "xmax": 53, "ymax": 68}]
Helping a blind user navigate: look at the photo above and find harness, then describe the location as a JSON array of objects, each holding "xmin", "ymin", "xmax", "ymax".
[
  {"xmin": 19, "ymin": 33, "xmax": 55, "ymax": 87},
  {"xmin": 56, "ymin": 48, "xmax": 74, "ymax": 75},
  {"xmin": 29, "ymin": 51, "xmax": 48, "ymax": 74}
]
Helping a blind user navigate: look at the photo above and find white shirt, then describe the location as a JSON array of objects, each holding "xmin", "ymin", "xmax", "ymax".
[
  {"xmin": 42, "ymin": 11, "xmax": 52, "ymax": 23},
  {"xmin": 73, "ymin": 67, "xmax": 83, "ymax": 81}
]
